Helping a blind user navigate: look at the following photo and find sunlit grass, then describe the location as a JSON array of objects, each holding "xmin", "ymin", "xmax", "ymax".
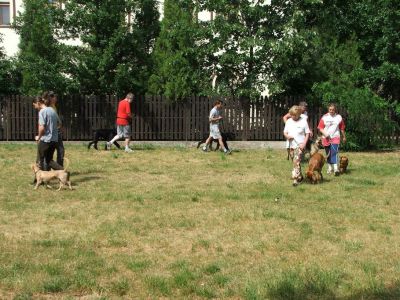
[{"xmin": 0, "ymin": 143, "xmax": 399, "ymax": 299}]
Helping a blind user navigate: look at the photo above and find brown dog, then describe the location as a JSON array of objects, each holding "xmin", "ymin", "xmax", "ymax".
[
  {"xmin": 31, "ymin": 158, "xmax": 72, "ymax": 190},
  {"xmin": 306, "ymin": 152, "xmax": 325, "ymax": 184},
  {"xmin": 339, "ymin": 156, "xmax": 349, "ymax": 174}
]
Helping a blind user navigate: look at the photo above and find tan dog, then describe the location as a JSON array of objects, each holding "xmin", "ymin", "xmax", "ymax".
[
  {"xmin": 31, "ymin": 158, "xmax": 72, "ymax": 190},
  {"xmin": 339, "ymin": 156, "xmax": 349, "ymax": 174},
  {"xmin": 306, "ymin": 152, "xmax": 325, "ymax": 184}
]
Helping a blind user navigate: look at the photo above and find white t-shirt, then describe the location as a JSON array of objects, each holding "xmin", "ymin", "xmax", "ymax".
[
  {"xmin": 285, "ymin": 114, "xmax": 308, "ymax": 148},
  {"xmin": 209, "ymin": 107, "xmax": 221, "ymax": 125},
  {"xmin": 284, "ymin": 116, "xmax": 310, "ymax": 148},
  {"xmin": 318, "ymin": 113, "xmax": 345, "ymax": 146}
]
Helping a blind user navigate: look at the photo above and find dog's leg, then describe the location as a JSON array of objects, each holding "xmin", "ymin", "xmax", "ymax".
[
  {"xmin": 223, "ymin": 139, "xmax": 229, "ymax": 151},
  {"xmin": 57, "ymin": 182, "xmax": 63, "ymax": 191},
  {"xmin": 114, "ymin": 141, "xmax": 121, "ymax": 149},
  {"xmin": 34, "ymin": 180, "xmax": 41, "ymax": 190},
  {"xmin": 88, "ymin": 141, "xmax": 95, "ymax": 149},
  {"xmin": 197, "ymin": 141, "xmax": 203, "ymax": 149}
]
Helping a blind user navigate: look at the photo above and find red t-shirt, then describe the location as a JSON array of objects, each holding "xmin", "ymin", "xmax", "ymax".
[{"xmin": 116, "ymin": 99, "xmax": 131, "ymax": 126}]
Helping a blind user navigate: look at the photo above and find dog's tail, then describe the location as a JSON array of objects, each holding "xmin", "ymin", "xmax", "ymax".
[{"xmin": 63, "ymin": 157, "xmax": 70, "ymax": 172}]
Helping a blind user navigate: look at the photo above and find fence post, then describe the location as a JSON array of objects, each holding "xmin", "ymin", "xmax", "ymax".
[
  {"xmin": 241, "ymin": 97, "xmax": 250, "ymax": 141},
  {"xmin": 5, "ymin": 97, "xmax": 10, "ymax": 141}
]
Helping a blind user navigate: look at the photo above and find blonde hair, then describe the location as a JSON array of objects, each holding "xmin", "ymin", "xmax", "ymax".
[{"xmin": 289, "ymin": 105, "xmax": 301, "ymax": 118}]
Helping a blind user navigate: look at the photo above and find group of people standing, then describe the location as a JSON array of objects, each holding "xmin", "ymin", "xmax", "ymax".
[
  {"xmin": 283, "ymin": 101, "xmax": 346, "ymax": 181},
  {"xmin": 32, "ymin": 92, "xmax": 64, "ymax": 172}
]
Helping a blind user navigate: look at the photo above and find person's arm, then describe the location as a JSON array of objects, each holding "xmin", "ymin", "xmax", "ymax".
[
  {"xmin": 37, "ymin": 125, "xmax": 45, "ymax": 142},
  {"xmin": 300, "ymin": 133, "xmax": 310, "ymax": 150},
  {"xmin": 339, "ymin": 118, "xmax": 346, "ymax": 143},
  {"xmin": 282, "ymin": 113, "xmax": 291, "ymax": 124},
  {"xmin": 126, "ymin": 101, "xmax": 132, "ymax": 119},
  {"xmin": 317, "ymin": 118, "xmax": 329, "ymax": 138}
]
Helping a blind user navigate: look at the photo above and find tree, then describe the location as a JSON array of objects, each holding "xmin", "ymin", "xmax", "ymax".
[
  {"xmin": 60, "ymin": 0, "xmax": 160, "ymax": 95},
  {"xmin": 197, "ymin": 0, "xmax": 293, "ymax": 99},
  {"xmin": 14, "ymin": 0, "xmax": 69, "ymax": 95},
  {"xmin": 0, "ymin": 34, "xmax": 21, "ymax": 94},
  {"xmin": 148, "ymin": 0, "xmax": 207, "ymax": 101}
]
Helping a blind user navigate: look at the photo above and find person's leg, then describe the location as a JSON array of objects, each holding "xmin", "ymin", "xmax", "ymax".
[
  {"xmin": 330, "ymin": 144, "xmax": 340, "ymax": 175},
  {"xmin": 124, "ymin": 125, "xmax": 133, "ymax": 152},
  {"xmin": 218, "ymin": 137, "xmax": 230, "ymax": 153},
  {"xmin": 325, "ymin": 145, "xmax": 333, "ymax": 174},
  {"xmin": 108, "ymin": 126, "xmax": 122, "ymax": 150},
  {"xmin": 202, "ymin": 135, "xmax": 212, "ymax": 151},
  {"xmin": 38, "ymin": 141, "xmax": 49, "ymax": 171},
  {"xmin": 45, "ymin": 142, "xmax": 57, "ymax": 171},
  {"xmin": 291, "ymin": 148, "xmax": 303, "ymax": 186},
  {"xmin": 56, "ymin": 131, "xmax": 64, "ymax": 166}
]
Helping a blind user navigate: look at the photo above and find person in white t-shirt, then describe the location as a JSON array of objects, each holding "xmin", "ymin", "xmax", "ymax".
[
  {"xmin": 202, "ymin": 100, "xmax": 231, "ymax": 154},
  {"xmin": 283, "ymin": 105, "xmax": 311, "ymax": 186},
  {"xmin": 318, "ymin": 103, "xmax": 346, "ymax": 176},
  {"xmin": 283, "ymin": 101, "xmax": 313, "ymax": 160}
]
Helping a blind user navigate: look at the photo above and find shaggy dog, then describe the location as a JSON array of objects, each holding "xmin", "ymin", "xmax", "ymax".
[
  {"xmin": 339, "ymin": 156, "xmax": 349, "ymax": 174},
  {"xmin": 88, "ymin": 129, "xmax": 121, "ymax": 150},
  {"xmin": 197, "ymin": 132, "xmax": 235, "ymax": 151},
  {"xmin": 306, "ymin": 152, "xmax": 325, "ymax": 184},
  {"xmin": 31, "ymin": 158, "xmax": 72, "ymax": 190}
]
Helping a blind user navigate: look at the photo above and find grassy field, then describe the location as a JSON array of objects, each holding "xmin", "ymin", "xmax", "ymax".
[{"xmin": 0, "ymin": 143, "xmax": 399, "ymax": 299}]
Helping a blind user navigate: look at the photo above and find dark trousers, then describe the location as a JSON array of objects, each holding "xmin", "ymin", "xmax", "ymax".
[
  {"xmin": 38, "ymin": 141, "xmax": 57, "ymax": 171},
  {"xmin": 56, "ymin": 131, "xmax": 64, "ymax": 167}
]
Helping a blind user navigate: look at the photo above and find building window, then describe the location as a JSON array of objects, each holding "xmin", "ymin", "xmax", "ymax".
[{"xmin": 0, "ymin": 2, "xmax": 10, "ymax": 26}]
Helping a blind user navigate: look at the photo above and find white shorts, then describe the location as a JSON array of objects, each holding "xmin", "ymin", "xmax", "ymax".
[
  {"xmin": 117, "ymin": 125, "xmax": 131, "ymax": 138},
  {"xmin": 210, "ymin": 124, "xmax": 221, "ymax": 139}
]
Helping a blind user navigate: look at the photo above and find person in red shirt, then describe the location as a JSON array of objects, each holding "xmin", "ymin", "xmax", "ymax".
[{"xmin": 107, "ymin": 93, "xmax": 134, "ymax": 152}]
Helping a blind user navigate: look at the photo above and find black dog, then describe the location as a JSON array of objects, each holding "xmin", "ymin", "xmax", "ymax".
[
  {"xmin": 197, "ymin": 132, "xmax": 235, "ymax": 151},
  {"xmin": 88, "ymin": 129, "xmax": 121, "ymax": 150}
]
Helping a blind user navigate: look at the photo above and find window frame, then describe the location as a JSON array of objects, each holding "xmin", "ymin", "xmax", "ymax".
[{"xmin": 0, "ymin": 1, "xmax": 11, "ymax": 27}]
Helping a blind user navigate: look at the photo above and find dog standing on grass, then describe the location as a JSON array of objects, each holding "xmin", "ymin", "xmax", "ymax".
[
  {"xmin": 88, "ymin": 129, "xmax": 121, "ymax": 150},
  {"xmin": 31, "ymin": 158, "xmax": 72, "ymax": 190},
  {"xmin": 197, "ymin": 132, "xmax": 235, "ymax": 151},
  {"xmin": 339, "ymin": 156, "xmax": 349, "ymax": 174},
  {"xmin": 306, "ymin": 136, "xmax": 325, "ymax": 184}
]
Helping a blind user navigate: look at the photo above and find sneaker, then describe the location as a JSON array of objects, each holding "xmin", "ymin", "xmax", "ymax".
[
  {"xmin": 224, "ymin": 149, "xmax": 232, "ymax": 155},
  {"xmin": 202, "ymin": 146, "xmax": 208, "ymax": 152},
  {"xmin": 125, "ymin": 148, "xmax": 133, "ymax": 153},
  {"xmin": 106, "ymin": 142, "xmax": 111, "ymax": 150},
  {"xmin": 334, "ymin": 170, "xmax": 340, "ymax": 176}
]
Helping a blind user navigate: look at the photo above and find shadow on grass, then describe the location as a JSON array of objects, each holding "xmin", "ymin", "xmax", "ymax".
[{"xmin": 72, "ymin": 176, "xmax": 102, "ymax": 184}]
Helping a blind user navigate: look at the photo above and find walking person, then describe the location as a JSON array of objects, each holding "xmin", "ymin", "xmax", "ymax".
[
  {"xmin": 202, "ymin": 100, "xmax": 231, "ymax": 154},
  {"xmin": 317, "ymin": 103, "xmax": 346, "ymax": 176},
  {"xmin": 107, "ymin": 92, "xmax": 134, "ymax": 153},
  {"xmin": 43, "ymin": 91, "xmax": 64, "ymax": 167},
  {"xmin": 35, "ymin": 96, "xmax": 59, "ymax": 171},
  {"xmin": 283, "ymin": 101, "xmax": 312, "ymax": 160},
  {"xmin": 283, "ymin": 105, "xmax": 311, "ymax": 186}
]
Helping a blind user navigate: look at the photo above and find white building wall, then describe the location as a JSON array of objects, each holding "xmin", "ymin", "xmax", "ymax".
[{"xmin": 0, "ymin": 0, "xmax": 22, "ymax": 56}]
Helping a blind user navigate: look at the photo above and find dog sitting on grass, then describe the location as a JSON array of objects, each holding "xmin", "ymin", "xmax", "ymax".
[
  {"xmin": 339, "ymin": 156, "xmax": 349, "ymax": 174},
  {"xmin": 88, "ymin": 129, "xmax": 121, "ymax": 150},
  {"xmin": 31, "ymin": 158, "xmax": 72, "ymax": 190},
  {"xmin": 197, "ymin": 132, "xmax": 235, "ymax": 151}
]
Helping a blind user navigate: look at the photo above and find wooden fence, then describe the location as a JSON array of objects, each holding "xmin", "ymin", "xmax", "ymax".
[{"xmin": 0, "ymin": 94, "xmax": 363, "ymax": 142}]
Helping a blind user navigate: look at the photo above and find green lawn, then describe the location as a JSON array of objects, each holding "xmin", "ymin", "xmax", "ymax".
[{"xmin": 0, "ymin": 143, "xmax": 399, "ymax": 299}]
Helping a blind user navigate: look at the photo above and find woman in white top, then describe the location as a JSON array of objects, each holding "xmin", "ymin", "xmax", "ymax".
[{"xmin": 283, "ymin": 105, "xmax": 311, "ymax": 186}]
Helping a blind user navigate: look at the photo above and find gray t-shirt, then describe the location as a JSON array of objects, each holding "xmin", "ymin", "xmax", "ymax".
[
  {"xmin": 209, "ymin": 107, "xmax": 221, "ymax": 125},
  {"xmin": 39, "ymin": 107, "xmax": 59, "ymax": 142}
]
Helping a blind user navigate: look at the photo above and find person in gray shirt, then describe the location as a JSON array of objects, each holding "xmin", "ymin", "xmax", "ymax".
[{"xmin": 35, "ymin": 97, "xmax": 59, "ymax": 171}]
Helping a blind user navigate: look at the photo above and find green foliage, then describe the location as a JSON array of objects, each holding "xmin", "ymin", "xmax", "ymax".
[
  {"xmin": 14, "ymin": 0, "xmax": 70, "ymax": 95},
  {"xmin": 312, "ymin": 39, "xmax": 397, "ymax": 149},
  {"xmin": 0, "ymin": 35, "xmax": 21, "ymax": 94},
  {"xmin": 199, "ymin": 1, "xmax": 293, "ymax": 99},
  {"xmin": 59, "ymin": 0, "xmax": 160, "ymax": 95},
  {"xmin": 149, "ymin": 0, "xmax": 206, "ymax": 102}
]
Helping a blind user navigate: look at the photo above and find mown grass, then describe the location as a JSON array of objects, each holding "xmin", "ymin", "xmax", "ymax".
[{"xmin": 0, "ymin": 143, "xmax": 399, "ymax": 299}]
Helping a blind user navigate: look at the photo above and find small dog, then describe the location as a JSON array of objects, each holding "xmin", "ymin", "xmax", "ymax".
[
  {"xmin": 306, "ymin": 152, "xmax": 325, "ymax": 184},
  {"xmin": 88, "ymin": 129, "xmax": 121, "ymax": 150},
  {"xmin": 339, "ymin": 156, "xmax": 349, "ymax": 174},
  {"xmin": 197, "ymin": 132, "xmax": 235, "ymax": 151},
  {"xmin": 31, "ymin": 158, "xmax": 72, "ymax": 190}
]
